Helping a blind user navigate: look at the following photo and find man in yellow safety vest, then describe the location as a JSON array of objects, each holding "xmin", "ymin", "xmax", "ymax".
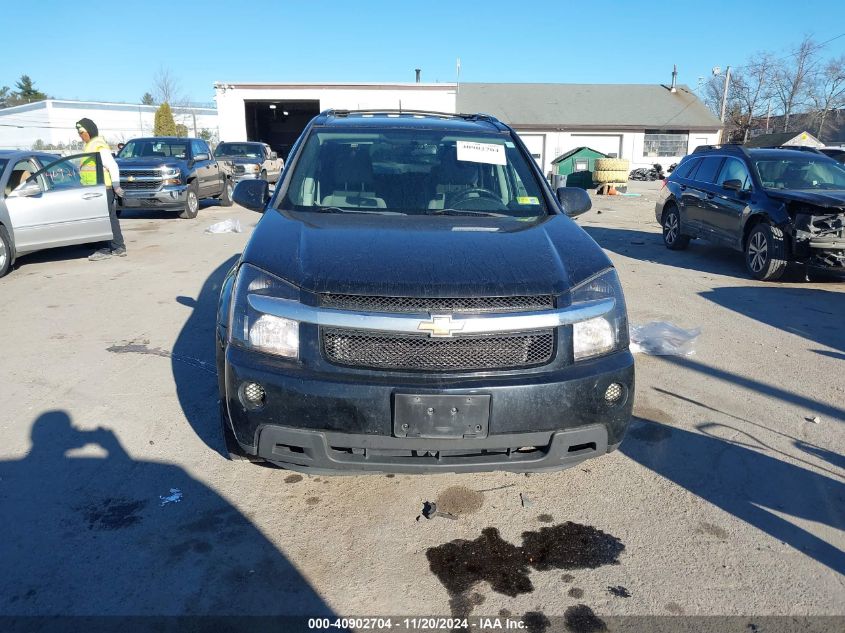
[{"xmin": 75, "ymin": 118, "xmax": 127, "ymax": 260}]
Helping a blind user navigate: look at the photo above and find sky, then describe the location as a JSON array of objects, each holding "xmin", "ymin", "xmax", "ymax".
[{"xmin": 3, "ymin": 0, "xmax": 845, "ymax": 106}]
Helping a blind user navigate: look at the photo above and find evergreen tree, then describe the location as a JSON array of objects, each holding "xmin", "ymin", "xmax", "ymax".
[
  {"xmin": 14, "ymin": 75, "xmax": 47, "ymax": 103},
  {"xmin": 141, "ymin": 92, "xmax": 155, "ymax": 105},
  {"xmin": 154, "ymin": 102, "xmax": 178, "ymax": 136}
]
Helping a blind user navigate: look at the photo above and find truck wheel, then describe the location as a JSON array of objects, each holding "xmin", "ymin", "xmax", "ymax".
[
  {"xmin": 0, "ymin": 225, "xmax": 12, "ymax": 278},
  {"xmin": 745, "ymin": 223, "xmax": 787, "ymax": 281},
  {"xmin": 219, "ymin": 178, "xmax": 234, "ymax": 207},
  {"xmin": 662, "ymin": 205, "xmax": 690, "ymax": 250},
  {"xmin": 179, "ymin": 181, "xmax": 199, "ymax": 219}
]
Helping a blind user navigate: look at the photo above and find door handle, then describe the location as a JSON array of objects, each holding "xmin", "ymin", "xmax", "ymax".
[
  {"xmin": 679, "ymin": 185, "xmax": 687, "ymax": 191},
  {"xmin": 705, "ymin": 192, "xmax": 715, "ymax": 199},
  {"xmin": 82, "ymin": 192, "xmax": 103, "ymax": 199}
]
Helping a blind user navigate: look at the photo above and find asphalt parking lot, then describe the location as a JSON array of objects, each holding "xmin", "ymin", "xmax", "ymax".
[{"xmin": 1, "ymin": 183, "xmax": 843, "ymax": 628}]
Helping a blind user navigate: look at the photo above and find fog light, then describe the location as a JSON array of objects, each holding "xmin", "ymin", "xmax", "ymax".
[
  {"xmin": 240, "ymin": 381, "xmax": 266, "ymax": 410},
  {"xmin": 604, "ymin": 382, "xmax": 624, "ymax": 404}
]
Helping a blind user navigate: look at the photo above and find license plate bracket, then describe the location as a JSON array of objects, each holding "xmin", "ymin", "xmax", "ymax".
[{"xmin": 394, "ymin": 394, "xmax": 490, "ymax": 439}]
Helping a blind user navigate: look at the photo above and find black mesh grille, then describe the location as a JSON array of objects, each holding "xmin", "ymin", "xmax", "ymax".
[
  {"xmin": 121, "ymin": 180, "xmax": 162, "ymax": 190},
  {"xmin": 320, "ymin": 294, "xmax": 554, "ymax": 314},
  {"xmin": 122, "ymin": 169, "xmax": 162, "ymax": 178},
  {"xmin": 322, "ymin": 329, "xmax": 555, "ymax": 371}
]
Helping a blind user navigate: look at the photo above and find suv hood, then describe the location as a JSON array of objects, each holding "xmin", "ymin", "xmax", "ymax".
[
  {"xmin": 116, "ymin": 157, "xmax": 185, "ymax": 169},
  {"xmin": 766, "ymin": 189, "xmax": 845, "ymax": 209},
  {"xmin": 243, "ymin": 211, "xmax": 612, "ymax": 296}
]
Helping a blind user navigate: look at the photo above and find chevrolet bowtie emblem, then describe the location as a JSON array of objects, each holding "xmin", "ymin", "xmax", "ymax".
[{"xmin": 418, "ymin": 314, "xmax": 463, "ymax": 337}]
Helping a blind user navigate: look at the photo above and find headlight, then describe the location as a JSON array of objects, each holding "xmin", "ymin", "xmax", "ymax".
[
  {"xmin": 229, "ymin": 264, "xmax": 300, "ymax": 358},
  {"xmin": 570, "ymin": 268, "xmax": 628, "ymax": 361},
  {"xmin": 245, "ymin": 164, "xmax": 260, "ymax": 173},
  {"xmin": 161, "ymin": 166, "xmax": 181, "ymax": 185}
]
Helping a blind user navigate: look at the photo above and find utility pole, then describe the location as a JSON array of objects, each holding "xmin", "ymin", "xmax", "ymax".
[
  {"xmin": 192, "ymin": 111, "xmax": 198, "ymax": 137},
  {"xmin": 765, "ymin": 100, "xmax": 771, "ymax": 133},
  {"xmin": 719, "ymin": 65, "xmax": 732, "ymax": 124}
]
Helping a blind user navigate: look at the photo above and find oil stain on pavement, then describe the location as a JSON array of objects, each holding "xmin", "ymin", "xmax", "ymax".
[
  {"xmin": 82, "ymin": 498, "xmax": 147, "ymax": 530},
  {"xmin": 564, "ymin": 604, "xmax": 607, "ymax": 632},
  {"xmin": 436, "ymin": 486, "xmax": 485, "ymax": 516},
  {"xmin": 426, "ymin": 522, "xmax": 623, "ymax": 620}
]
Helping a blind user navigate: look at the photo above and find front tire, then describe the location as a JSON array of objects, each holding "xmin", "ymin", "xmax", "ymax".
[
  {"xmin": 745, "ymin": 223, "xmax": 787, "ymax": 281},
  {"xmin": 662, "ymin": 205, "xmax": 690, "ymax": 250},
  {"xmin": 179, "ymin": 181, "xmax": 200, "ymax": 219},
  {"xmin": 0, "ymin": 225, "xmax": 12, "ymax": 278},
  {"xmin": 219, "ymin": 178, "xmax": 234, "ymax": 207}
]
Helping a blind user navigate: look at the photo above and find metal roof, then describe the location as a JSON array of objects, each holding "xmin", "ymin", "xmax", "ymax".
[
  {"xmin": 551, "ymin": 146, "xmax": 607, "ymax": 164},
  {"xmin": 744, "ymin": 131, "xmax": 822, "ymax": 148},
  {"xmin": 456, "ymin": 83, "xmax": 722, "ymax": 131}
]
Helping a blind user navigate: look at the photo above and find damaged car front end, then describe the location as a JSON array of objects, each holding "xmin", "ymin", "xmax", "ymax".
[{"xmin": 769, "ymin": 192, "xmax": 845, "ymax": 272}]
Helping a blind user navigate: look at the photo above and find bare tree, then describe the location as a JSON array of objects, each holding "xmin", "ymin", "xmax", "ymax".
[
  {"xmin": 152, "ymin": 66, "xmax": 184, "ymax": 106},
  {"xmin": 729, "ymin": 54, "xmax": 776, "ymax": 142},
  {"xmin": 809, "ymin": 55, "xmax": 845, "ymax": 139},
  {"xmin": 772, "ymin": 36, "xmax": 818, "ymax": 132}
]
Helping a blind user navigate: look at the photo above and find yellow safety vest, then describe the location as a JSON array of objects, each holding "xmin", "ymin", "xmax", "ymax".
[{"xmin": 80, "ymin": 136, "xmax": 112, "ymax": 186}]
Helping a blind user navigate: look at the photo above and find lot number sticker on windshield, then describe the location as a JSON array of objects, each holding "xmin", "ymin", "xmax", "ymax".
[{"xmin": 457, "ymin": 141, "xmax": 507, "ymax": 165}]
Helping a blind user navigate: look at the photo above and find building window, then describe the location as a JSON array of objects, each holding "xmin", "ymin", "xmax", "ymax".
[
  {"xmin": 644, "ymin": 130, "xmax": 689, "ymax": 157},
  {"xmin": 574, "ymin": 158, "xmax": 589, "ymax": 172}
]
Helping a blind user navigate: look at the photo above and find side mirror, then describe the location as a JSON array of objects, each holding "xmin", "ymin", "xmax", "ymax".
[
  {"xmin": 9, "ymin": 180, "xmax": 42, "ymax": 198},
  {"xmin": 723, "ymin": 179, "xmax": 743, "ymax": 192},
  {"xmin": 233, "ymin": 179, "xmax": 270, "ymax": 212},
  {"xmin": 270, "ymin": 151, "xmax": 278, "ymax": 160},
  {"xmin": 556, "ymin": 187, "xmax": 591, "ymax": 217},
  {"xmin": 194, "ymin": 152, "xmax": 210, "ymax": 162}
]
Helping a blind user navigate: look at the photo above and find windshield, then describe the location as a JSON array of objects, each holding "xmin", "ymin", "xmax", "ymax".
[
  {"xmin": 215, "ymin": 143, "xmax": 263, "ymax": 158},
  {"xmin": 755, "ymin": 157, "xmax": 845, "ymax": 190},
  {"xmin": 278, "ymin": 127, "xmax": 548, "ymax": 217},
  {"xmin": 118, "ymin": 140, "xmax": 189, "ymax": 159}
]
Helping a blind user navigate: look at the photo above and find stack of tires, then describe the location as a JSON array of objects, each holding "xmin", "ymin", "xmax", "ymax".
[{"xmin": 592, "ymin": 158, "xmax": 630, "ymax": 185}]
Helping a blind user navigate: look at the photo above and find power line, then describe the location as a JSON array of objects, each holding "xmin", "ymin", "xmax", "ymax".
[{"xmin": 731, "ymin": 31, "xmax": 845, "ymax": 71}]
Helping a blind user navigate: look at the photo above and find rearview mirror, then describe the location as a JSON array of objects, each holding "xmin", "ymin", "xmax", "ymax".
[
  {"xmin": 9, "ymin": 180, "xmax": 42, "ymax": 198},
  {"xmin": 723, "ymin": 179, "xmax": 743, "ymax": 192},
  {"xmin": 556, "ymin": 187, "xmax": 592, "ymax": 217},
  {"xmin": 194, "ymin": 152, "xmax": 210, "ymax": 162},
  {"xmin": 233, "ymin": 179, "xmax": 270, "ymax": 212},
  {"xmin": 270, "ymin": 151, "xmax": 278, "ymax": 160}
]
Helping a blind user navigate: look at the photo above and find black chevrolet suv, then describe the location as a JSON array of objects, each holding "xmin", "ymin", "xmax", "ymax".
[
  {"xmin": 655, "ymin": 144, "xmax": 845, "ymax": 280},
  {"xmin": 218, "ymin": 110, "xmax": 634, "ymax": 474}
]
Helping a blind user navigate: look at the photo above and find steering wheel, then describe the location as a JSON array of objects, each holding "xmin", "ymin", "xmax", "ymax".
[{"xmin": 448, "ymin": 187, "xmax": 508, "ymax": 210}]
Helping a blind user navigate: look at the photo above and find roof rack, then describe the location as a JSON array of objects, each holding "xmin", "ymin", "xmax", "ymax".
[
  {"xmin": 756, "ymin": 145, "xmax": 824, "ymax": 154},
  {"xmin": 692, "ymin": 143, "xmax": 750, "ymax": 156},
  {"xmin": 322, "ymin": 109, "xmax": 503, "ymax": 126}
]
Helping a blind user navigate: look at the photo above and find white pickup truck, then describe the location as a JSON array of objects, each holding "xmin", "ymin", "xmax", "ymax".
[{"xmin": 214, "ymin": 141, "xmax": 284, "ymax": 184}]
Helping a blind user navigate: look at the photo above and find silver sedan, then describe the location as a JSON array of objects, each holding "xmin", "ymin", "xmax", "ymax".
[{"xmin": 0, "ymin": 150, "xmax": 113, "ymax": 277}]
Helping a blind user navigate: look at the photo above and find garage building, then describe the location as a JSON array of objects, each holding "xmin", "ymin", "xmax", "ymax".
[{"xmin": 214, "ymin": 81, "xmax": 721, "ymax": 173}]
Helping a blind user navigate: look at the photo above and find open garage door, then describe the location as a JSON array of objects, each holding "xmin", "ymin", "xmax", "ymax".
[
  {"xmin": 244, "ymin": 100, "xmax": 320, "ymax": 160},
  {"xmin": 570, "ymin": 134, "xmax": 623, "ymax": 159}
]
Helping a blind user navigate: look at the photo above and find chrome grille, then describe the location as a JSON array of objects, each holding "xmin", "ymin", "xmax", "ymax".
[
  {"xmin": 320, "ymin": 294, "xmax": 555, "ymax": 314},
  {"xmin": 322, "ymin": 329, "xmax": 555, "ymax": 371}
]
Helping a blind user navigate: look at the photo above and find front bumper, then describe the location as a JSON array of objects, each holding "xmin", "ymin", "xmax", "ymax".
[
  {"xmin": 232, "ymin": 173, "xmax": 262, "ymax": 183},
  {"xmin": 118, "ymin": 186, "xmax": 188, "ymax": 210},
  {"xmin": 223, "ymin": 344, "xmax": 634, "ymax": 474}
]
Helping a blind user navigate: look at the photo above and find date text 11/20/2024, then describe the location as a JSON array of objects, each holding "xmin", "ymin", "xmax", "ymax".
[{"xmin": 308, "ymin": 617, "xmax": 530, "ymax": 630}]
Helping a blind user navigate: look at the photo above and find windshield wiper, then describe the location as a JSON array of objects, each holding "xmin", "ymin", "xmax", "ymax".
[
  {"xmin": 315, "ymin": 206, "xmax": 404, "ymax": 216},
  {"xmin": 429, "ymin": 208, "xmax": 510, "ymax": 218}
]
